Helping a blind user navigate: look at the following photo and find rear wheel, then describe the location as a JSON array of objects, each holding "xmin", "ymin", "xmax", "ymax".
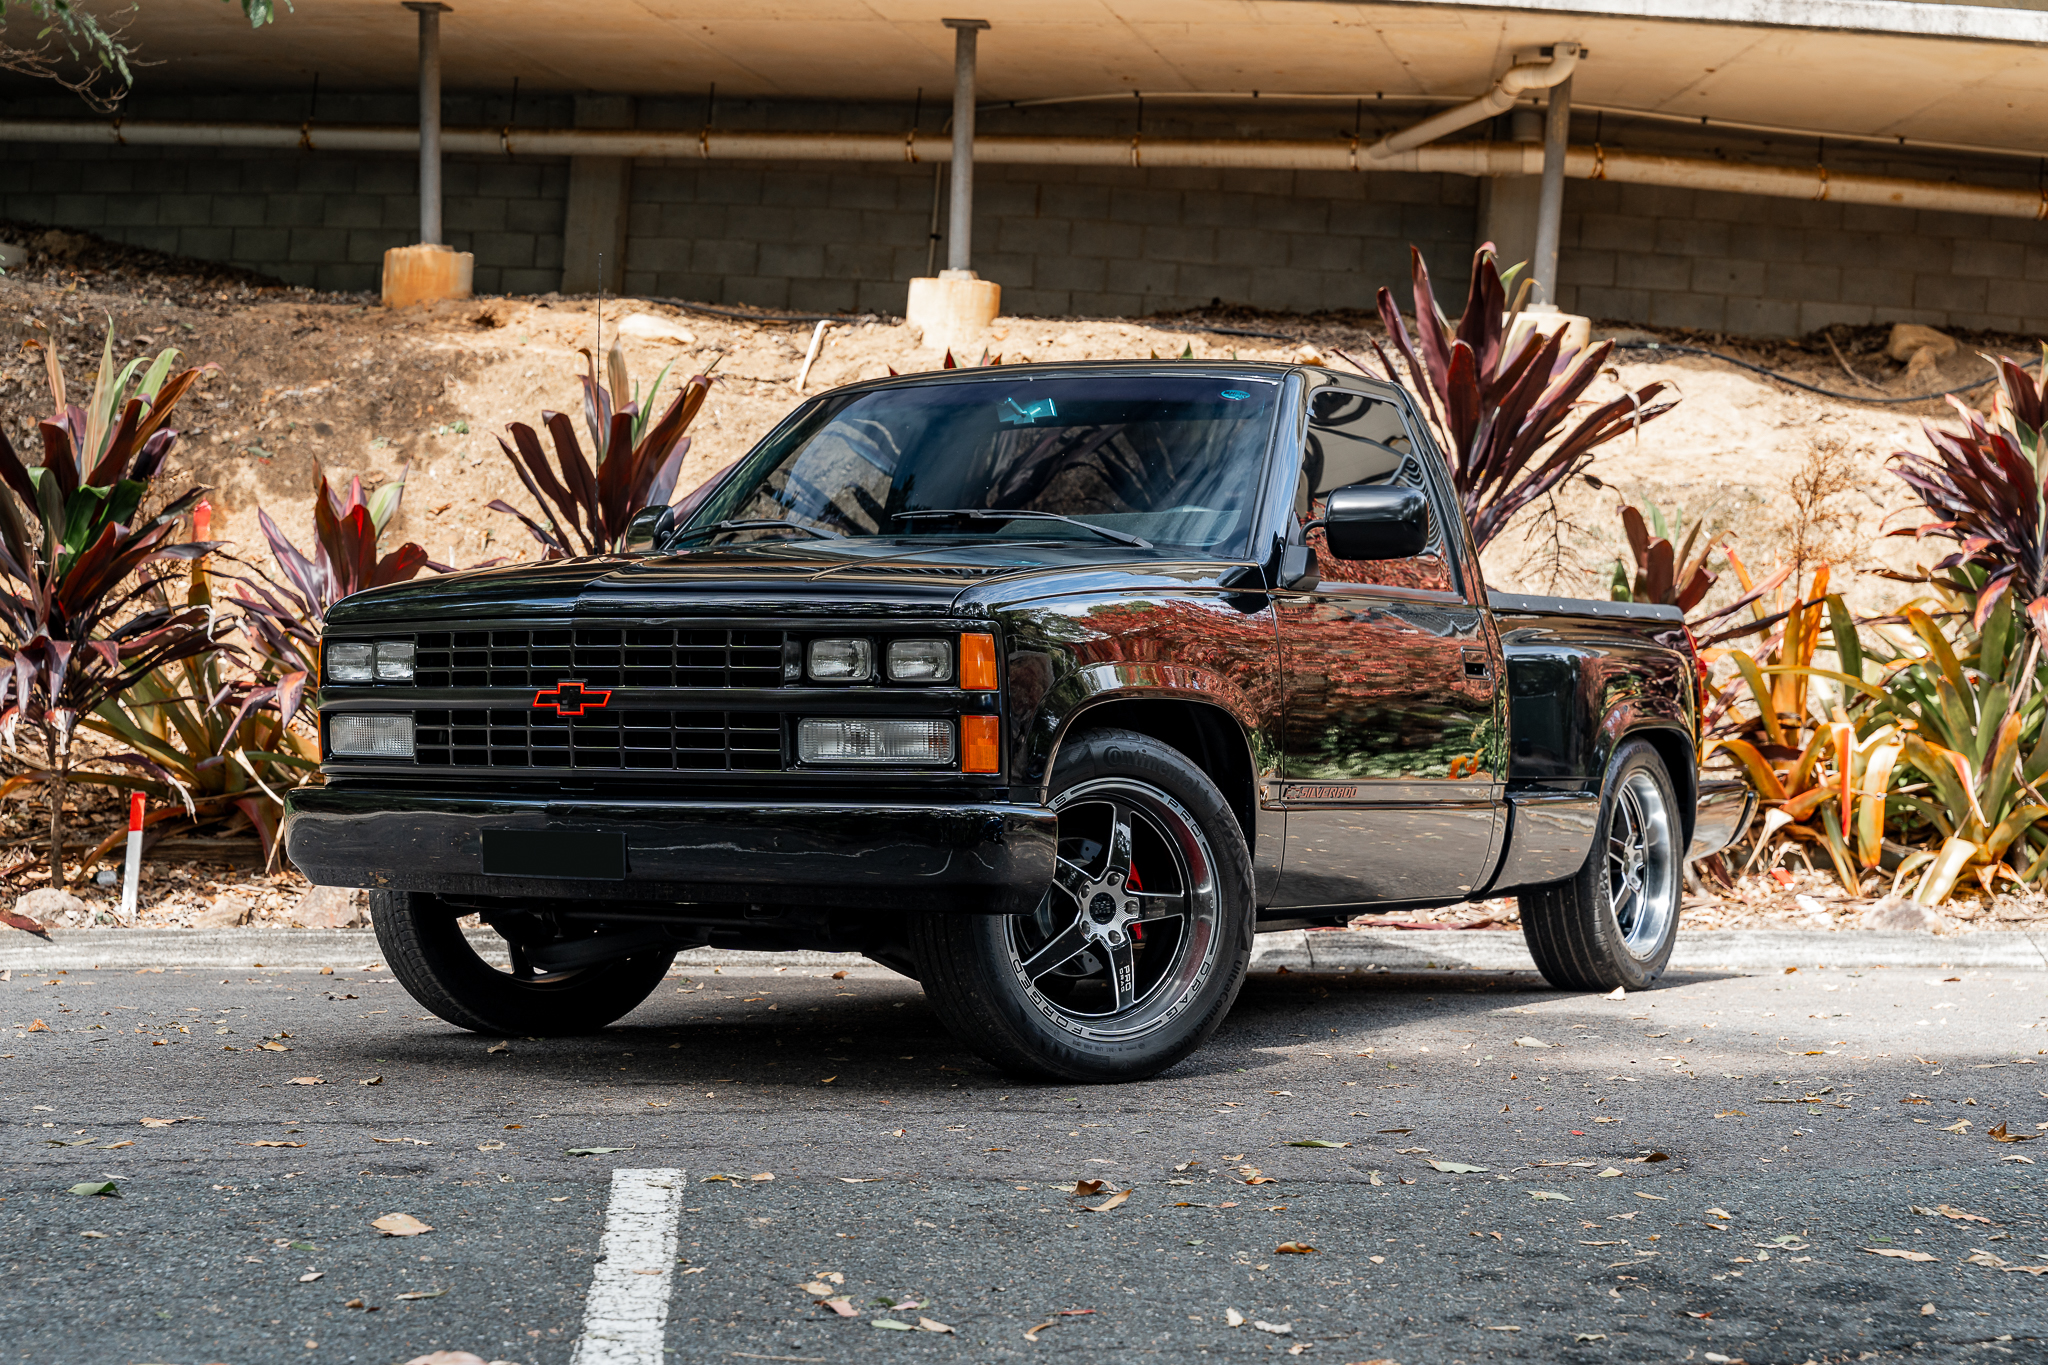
[
  {"xmin": 370, "ymin": 890, "xmax": 675, "ymax": 1035},
  {"xmin": 1519, "ymin": 739, "xmax": 1682, "ymax": 991},
  {"xmin": 911, "ymin": 728, "xmax": 1255, "ymax": 1082}
]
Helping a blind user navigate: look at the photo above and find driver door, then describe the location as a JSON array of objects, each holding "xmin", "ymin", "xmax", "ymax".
[{"xmin": 1271, "ymin": 386, "xmax": 1505, "ymax": 909}]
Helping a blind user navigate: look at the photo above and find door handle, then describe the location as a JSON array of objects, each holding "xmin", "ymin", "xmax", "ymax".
[{"xmin": 1461, "ymin": 647, "xmax": 1495, "ymax": 681}]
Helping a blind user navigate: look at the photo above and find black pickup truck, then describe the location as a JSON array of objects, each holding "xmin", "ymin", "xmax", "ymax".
[{"xmin": 284, "ymin": 361, "xmax": 1751, "ymax": 1081}]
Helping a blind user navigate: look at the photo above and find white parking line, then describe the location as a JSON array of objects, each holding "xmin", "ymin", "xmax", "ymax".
[{"xmin": 568, "ymin": 1167, "xmax": 685, "ymax": 1365}]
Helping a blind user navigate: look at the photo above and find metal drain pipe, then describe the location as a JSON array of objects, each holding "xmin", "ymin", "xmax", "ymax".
[{"xmin": 5, "ymin": 120, "xmax": 2044, "ymax": 222}]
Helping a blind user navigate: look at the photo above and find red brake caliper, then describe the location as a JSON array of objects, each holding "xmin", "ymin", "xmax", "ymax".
[{"xmin": 1127, "ymin": 865, "xmax": 1144, "ymax": 941}]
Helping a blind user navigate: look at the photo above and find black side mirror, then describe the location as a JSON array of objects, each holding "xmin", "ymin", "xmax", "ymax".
[
  {"xmin": 1312, "ymin": 484, "xmax": 1429, "ymax": 561},
  {"xmin": 623, "ymin": 504, "xmax": 677, "ymax": 554}
]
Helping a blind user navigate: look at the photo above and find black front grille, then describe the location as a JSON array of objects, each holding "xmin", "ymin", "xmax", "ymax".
[
  {"xmin": 411, "ymin": 627, "xmax": 786, "ymax": 690},
  {"xmin": 413, "ymin": 708, "xmax": 783, "ymax": 771}
]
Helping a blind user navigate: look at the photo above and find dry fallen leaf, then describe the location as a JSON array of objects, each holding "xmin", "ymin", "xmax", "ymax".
[
  {"xmin": 1529, "ymin": 1190, "xmax": 1573, "ymax": 1202},
  {"xmin": 1022, "ymin": 1320, "xmax": 1056, "ymax": 1341},
  {"xmin": 1513, "ymin": 1037, "xmax": 1550, "ymax": 1048},
  {"xmin": 477, "ymin": 1141, "xmax": 505, "ymax": 1152},
  {"xmin": 1072, "ymin": 1179, "xmax": 1106, "ymax": 1196},
  {"xmin": 486, "ymin": 1041, "xmax": 509, "ymax": 1055},
  {"xmin": 1252, "ymin": 1320, "xmax": 1293, "ymax": 1336},
  {"xmin": 822, "ymin": 1297, "xmax": 859, "ymax": 1318},
  {"xmin": 287, "ymin": 1077, "xmax": 324, "ymax": 1086},
  {"xmin": 1864, "ymin": 1247, "xmax": 1937, "ymax": 1262},
  {"xmin": 918, "ymin": 1318, "xmax": 955, "ymax": 1334},
  {"xmin": 1706, "ymin": 1207, "xmax": 1735, "ymax": 1220},
  {"xmin": 1287, "ymin": 1139, "xmax": 1350, "ymax": 1148},
  {"xmin": 1912, "ymin": 1203, "xmax": 1993, "ymax": 1224},
  {"xmin": 1635, "ymin": 1193, "xmax": 1667, "ymax": 1201},
  {"xmin": 1083, "ymin": 1188, "xmax": 1132, "ymax": 1213},
  {"xmin": 242, "ymin": 1140, "xmax": 305, "ymax": 1148},
  {"xmin": 1275, "ymin": 1242, "xmax": 1316, "ymax": 1254},
  {"xmin": 257, "ymin": 1041, "xmax": 290, "ymax": 1052},
  {"xmin": 25, "ymin": 1019, "xmax": 47, "ymax": 1033},
  {"xmin": 751, "ymin": 1173, "xmax": 775, "ymax": 1182},
  {"xmin": 1427, "ymin": 1160, "xmax": 1488, "ymax": 1174},
  {"xmin": 799, "ymin": 1281, "xmax": 834, "ymax": 1296},
  {"xmin": 1596, "ymin": 1168, "xmax": 1623, "ymax": 1178},
  {"xmin": 1987, "ymin": 1123, "xmax": 2038, "ymax": 1143},
  {"xmin": 1224, "ymin": 1308, "xmax": 1246, "ymax": 1328},
  {"xmin": 394, "ymin": 1289, "xmax": 446, "ymax": 1301},
  {"xmin": 1941, "ymin": 1119, "xmax": 1972, "ymax": 1134},
  {"xmin": 298, "ymin": 1272, "xmax": 323, "ymax": 1282},
  {"xmin": 372, "ymin": 1213, "xmax": 433, "ymax": 1237}
]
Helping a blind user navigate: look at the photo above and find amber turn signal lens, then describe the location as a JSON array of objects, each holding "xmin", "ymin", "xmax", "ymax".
[
  {"xmin": 960, "ymin": 633, "xmax": 998, "ymax": 690},
  {"xmin": 961, "ymin": 715, "xmax": 1000, "ymax": 773}
]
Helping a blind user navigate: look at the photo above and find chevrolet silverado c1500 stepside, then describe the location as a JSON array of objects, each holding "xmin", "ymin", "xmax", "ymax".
[{"xmin": 283, "ymin": 361, "xmax": 1754, "ymax": 1082}]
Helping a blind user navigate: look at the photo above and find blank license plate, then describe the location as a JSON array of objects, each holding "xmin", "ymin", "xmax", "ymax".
[{"xmin": 480, "ymin": 829, "xmax": 626, "ymax": 880}]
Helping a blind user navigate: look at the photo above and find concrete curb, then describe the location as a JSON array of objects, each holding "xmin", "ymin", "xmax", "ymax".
[{"xmin": 2, "ymin": 925, "xmax": 2043, "ymax": 974}]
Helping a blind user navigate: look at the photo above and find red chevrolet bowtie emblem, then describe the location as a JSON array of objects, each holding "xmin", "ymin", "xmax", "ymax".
[{"xmin": 533, "ymin": 680, "xmax": 611, "ymax": 716}]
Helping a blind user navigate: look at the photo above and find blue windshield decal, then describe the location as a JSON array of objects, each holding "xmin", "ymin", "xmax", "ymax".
[
  {"xmin": 1000, "ymin": 396, "xmax": 1059, "ymax": 424},
  {"xmin": 1219, "ymin": 389, "xmax": 1250, "ymax": 401}
]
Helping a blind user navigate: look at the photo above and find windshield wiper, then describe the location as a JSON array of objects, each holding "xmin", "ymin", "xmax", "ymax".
[
  {"xmin": 667, "ymin": 518, "xmax": 842, "ymax": 545},
  {"xmin": 891, "ymin": 508, "xmax": 1151, "ymax": 549}
]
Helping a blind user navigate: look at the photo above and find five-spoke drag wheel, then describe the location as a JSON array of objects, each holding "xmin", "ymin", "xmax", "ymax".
[
  {"xmin": 912, "ymin": 728, "xmax": 1255, "ymax": 1082},
  {"xmin": 371, "ymin": 890, "xmax": 675, "ymax": 1035},
  {"xmin": 1520, "ymin": 739, "xmax": 1683, "ymax": 992}
]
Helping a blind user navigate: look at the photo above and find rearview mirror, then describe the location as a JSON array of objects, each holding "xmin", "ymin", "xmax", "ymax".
[
  {"xmin": 622, "ymin": 503, "xmax": 677, "ymax": 554},
  {"xmin": 1314, "ymin": 484, "xmax": 1429, "ymax": 561}
]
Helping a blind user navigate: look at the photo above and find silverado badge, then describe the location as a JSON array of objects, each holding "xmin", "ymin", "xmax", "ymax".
[{"xmin": 532, "ymin": 681, "xmax": 612, "ymax": 716}]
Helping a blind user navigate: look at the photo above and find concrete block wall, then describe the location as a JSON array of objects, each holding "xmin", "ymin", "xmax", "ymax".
[
  {"xmin": 622, "ymin": 158, "xmax": 1476, "ymax": 317},
  {"xmin": 1554, "ymin": 178, "xmax": 2048, "ymax": 336},
  {"xmin": 0, "ymin": 90, "xmax": 571, "ymax": 295},
  {"xmin": 1, "ymin": 86, "xmax": 2042, "ymax": 337}
]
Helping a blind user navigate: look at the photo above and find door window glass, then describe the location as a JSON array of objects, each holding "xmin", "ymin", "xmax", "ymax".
[{"xmin": 1294, "ymin": 389, "xmax": 1455, "ymax": 593}]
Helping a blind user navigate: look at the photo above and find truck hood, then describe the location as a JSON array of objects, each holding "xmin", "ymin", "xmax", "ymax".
[{"xmin": 324, "ymin": 536, "xmax": 1217, "ymax": 626}]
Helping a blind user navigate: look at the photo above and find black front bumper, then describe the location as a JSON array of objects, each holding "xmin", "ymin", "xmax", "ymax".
[{"xmin": 282, "ymin": 787, "xmax": 1058, "ymax": 915}]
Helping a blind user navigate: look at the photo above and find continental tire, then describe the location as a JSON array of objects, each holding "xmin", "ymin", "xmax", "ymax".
[
  {"xmin": 370, "ymin": 891, "xmax": 675, "ymax": 1035},
  {"xmin": 910, "ymin": 727, "xmax": 1255, "ymax": 1083},
  {"xmin": 1519, "ymin": 739, "xmax": 1682, "ymax": 992}
]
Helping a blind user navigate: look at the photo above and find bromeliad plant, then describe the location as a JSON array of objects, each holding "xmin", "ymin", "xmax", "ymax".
[
  {"xmin": 1370, "ymin": 244, "xmax": 1678, "ymax": 550},
  {"xmin": 0, "ymin": 326, "xmax": 222, "ymax": 886},
  {"xmin": 491, "ymin": 344, "xmax": 711, "ymax": 558},
  {"xmin": 1889, "ymin": 350, "xmax": 2048, "ymax": 644},
  {"xmin": 234, "ymin": 468, "xmax": 432, "ymax": 723},
  {"xmin": 82, "ymin": 544, "xmax": 318, "ymax": 869},
  {"xmin": 1609, "ymin": 501, "xmax": 1715, "ymax": 611}
]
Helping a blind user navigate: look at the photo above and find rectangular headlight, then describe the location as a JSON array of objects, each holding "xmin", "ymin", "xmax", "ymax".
[
  {"xmin": 327, "ymin": 642, "xmax": 374, "ymax": 683},
  {"xmin": 886, "ymin": 638, "xmax": 952, "ymax": 683},
  {"xmin": 797, "ymin": 718, "xmax": 953, "ymax": 765},
  {"xmin": 807, "ymin": 638, "xmax": 874, "ymax": 682},
  {"xmin": 375, "ymin": 641, "xmax": 416, "ymax": 681},
  {"xmin": 329, "ymin": 714, "xmax": 415, "ymax": 759}
]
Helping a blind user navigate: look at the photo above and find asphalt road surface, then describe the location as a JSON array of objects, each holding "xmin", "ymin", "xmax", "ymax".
[{"xmin": 2, "ymin": 954, "xmax": 2044, "ymax": 1365}]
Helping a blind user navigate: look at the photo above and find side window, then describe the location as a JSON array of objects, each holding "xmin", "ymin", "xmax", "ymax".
[{"xmin": 1293, "ymin": 388, "xmax": 1455, "ymax": 593}]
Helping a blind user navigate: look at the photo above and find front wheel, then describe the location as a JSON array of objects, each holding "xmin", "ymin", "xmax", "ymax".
[
  {"xmin": 910, "ymin": 728, "xmax": 1255, "ymax": 1083},
  {"xmin": 1519, "ymin": 739, "xmax": 1683, "ymax": 991},
  {"xmin": 370, "ymin": 891, "xmax": 675, "ymax": 1035}
]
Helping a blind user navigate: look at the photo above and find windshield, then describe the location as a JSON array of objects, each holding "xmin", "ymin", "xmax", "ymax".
[{"xmin": 681, "ymin": 372, "xmax": 1283, "ymax": 557}]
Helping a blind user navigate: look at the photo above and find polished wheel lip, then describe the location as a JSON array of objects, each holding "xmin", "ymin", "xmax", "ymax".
[
  {"xmin": 1007, "ymin": 776, "xmax": 1221, "ymax": 1043},
  {"xmin": 1607, "ymin": 768, "xmax": 1678, "ymax": 960}
]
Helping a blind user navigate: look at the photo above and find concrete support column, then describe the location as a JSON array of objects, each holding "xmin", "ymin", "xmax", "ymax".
[
  {"xmin": 905, "ymin": 18, "xmax": 999, "ymax": 353},
  {"xmin": 561, "ymin": 93, "xmax": 634, "ymax": 295},
  {"xmin": 1532, "ymin": 71, "xmax": 1572, "ymax": 305},
  {"xmin": 943, "ymin": 17, "xmax": 989, "ymax": 272},
  {"xmin": 1477, "ymin": 109, "xmax": 1543, "ymax": 274},
  {"xmin": 403, "ymin": 1, "xmax": 450, "ymax": 244},
  {"xmin": 383, "ymin": 2, "xmax": 469, "ymax": 307}
]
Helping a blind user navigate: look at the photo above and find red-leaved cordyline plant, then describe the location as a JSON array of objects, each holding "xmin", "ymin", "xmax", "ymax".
[
  {"xmin": 1890, "ymin": 352, "xmax": 2048, "ymax": 644},
  {"xmin": 491, "ymin": 346, "xmax": 711, "ymax": 558},
  {"xmin": 235, "ymin": 468, "xmax": 437, "ymax": 725},
  {"xmin": 1366, "ymin": 244, "xmax": 1678, "ymax": 550},
  {"xmin": 0, "ymin": 326, "xmax": 224, "ymax": 886}
]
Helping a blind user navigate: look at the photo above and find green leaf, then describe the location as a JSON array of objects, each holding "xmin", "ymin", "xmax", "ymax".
[
  {"xmin": 1426, "ymin": 1160, "xmax": 1488, "ymax": 1173},
  {"xmin": 66, "ymin": 1181, "xmax": 119, "ymax": 1197},
  {"xmin": 1288, "ymin": 1139, "xmax": 1351, "ymax": 1148},
  {"xmin": 1825, "ymin": 593, "xmax": 1862, "ymax": 681}
]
